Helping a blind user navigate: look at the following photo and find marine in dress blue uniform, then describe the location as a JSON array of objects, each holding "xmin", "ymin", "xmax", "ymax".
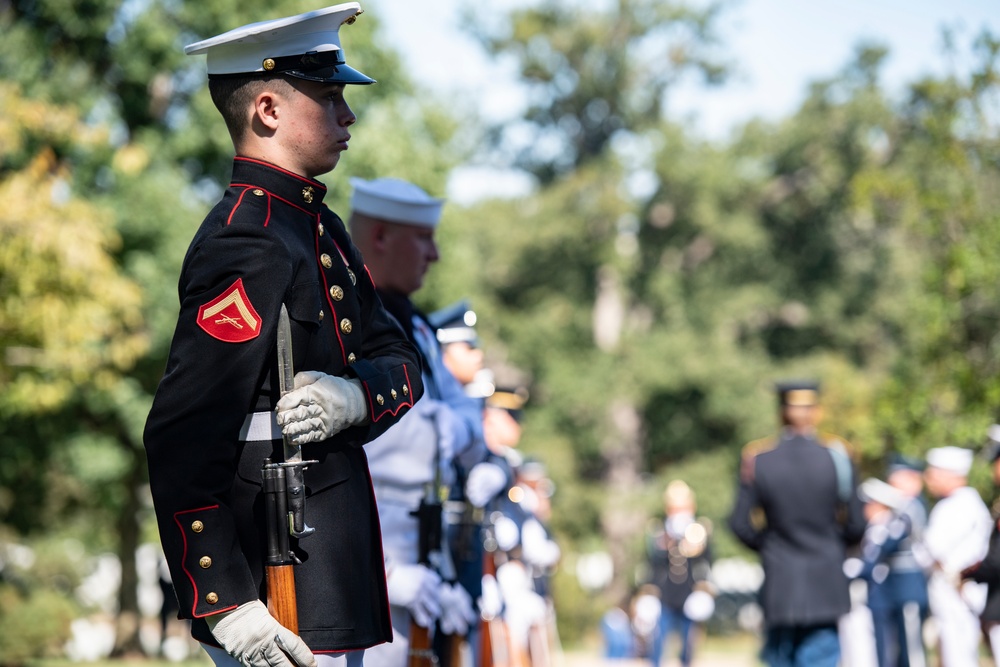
[
  {"xmin": 143, "ymin": 6, "xmax": 423, "ymax": 666},
  {"xmin": 728, "ymin": 381, "xmax": 866, "ymax": 667}
]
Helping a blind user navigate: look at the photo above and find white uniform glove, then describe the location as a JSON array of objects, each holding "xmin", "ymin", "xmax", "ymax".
[
  {"xmin": 493, "ymin": 516, "xmax": 520, "ymax": 552},
  {"xmin": 464, "ymin": 462, "xmax": 508, "ymax": 508},
  {"xmin": 386, "ymin": 563, "xmax": 442, "ymax": 628},
  {"xmin": 205, "ymin": 600, "xmax": 316, "ymax": 667},
  {"xmin": 479, "ymin": 574, "xmax": 502, "ymax": 619},
  {"xmin": 275, "ymin": 371, "xmax": 367, "ymax": 445},
  {"xmin": 520, "ymin": 518, "xmax": 560, "ymax": 568},
  {"xmin": 439, "ymin": 582, "xmax": 477, "ymax": 635}
]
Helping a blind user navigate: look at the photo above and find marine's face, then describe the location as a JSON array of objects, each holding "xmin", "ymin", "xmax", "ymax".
[{"xmin": 283, "ymin": 80, "xmax": 356, "ymax": 177}]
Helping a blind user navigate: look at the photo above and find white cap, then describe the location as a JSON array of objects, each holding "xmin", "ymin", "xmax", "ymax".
[
  {"xmin": 858, "ymin": 478, "xmax": 905, "ymax": 510},
  {"xmin": 350, "ymin": 177, "xmax": 445, "ymax": 227},
  {"xmin": 926, "ymin": 446, "xmax": 974, "ymax": 476},
  {"xmin": 989, "ymin": 423, "xmax": 1000, "ymax": 443},
  {"xmin": 184, "ymin": 3, "xmax": 375, "ymax": 84}
]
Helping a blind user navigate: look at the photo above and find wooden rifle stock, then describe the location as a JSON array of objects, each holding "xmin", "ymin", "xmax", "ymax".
[{"xmin": 266, "ymin": 563, "xmax": 299, "ymax": 633}]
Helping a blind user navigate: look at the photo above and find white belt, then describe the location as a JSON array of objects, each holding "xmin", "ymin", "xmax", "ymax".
[
  {"xmin": 371, "ymin": 482, "xmax": 424, "ymax": 508},
  {"xmin": 239, "ymin": 411, "xmax": 282, "ymax": 442}
]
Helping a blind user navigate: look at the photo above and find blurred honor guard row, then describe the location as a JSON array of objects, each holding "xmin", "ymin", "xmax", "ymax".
[{"xmin": 185, "ymin": 3, "xmax": 375, "ymax": 84}]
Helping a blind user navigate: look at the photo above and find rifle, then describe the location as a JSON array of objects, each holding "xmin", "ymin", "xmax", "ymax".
[
  {"xmin": 480, "ymin": 515, "xmax": 511, "ymax": 667},
  {"xmin": 262, "ymin": 304, "xmax": 317, "ymax": 632},
  {"xmin": 408, "ymin": 481, "xmax": 443, "ymax": 667}
]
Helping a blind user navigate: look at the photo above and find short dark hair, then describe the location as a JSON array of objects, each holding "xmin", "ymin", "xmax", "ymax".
[{"xmin": 208, "ymin": 75, "xmax": 291, "ymax": 145}]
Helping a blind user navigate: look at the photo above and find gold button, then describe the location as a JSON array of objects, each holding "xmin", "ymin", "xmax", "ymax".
[
  {"xmin": 391, "ymin": 389, "xmax": 398, "ymax": 399},
  {"xmin": 319, "ymin": 310, "xmax": 325, "ymax": 321},
  {"xmin": 191, "ymin": 521, "xmax": 204, "ymax": 533},
  {"xmin": 340, "ymin": 318, "xmax": 352, "ymax": 334},
  {"xmin": 377, "ymin": 394, "xmax": 385, "ymax": 405},
  {"xmin": 318, "ymin": 223, "xmax": 325, "ymax": 236},
  {"xmin": 347, "ymin": 353, "xmax": 357, "ymax": 364},
  {"xmin": 321, "ymin": 254, "xmax": 333, "ymax": 269},
  {"xmin": 329, "ymin": 285, "xmax": 344, "ymax": 301},
  {"xmin": 402, "ymin": 384, "xmax": 408, "ymax": 396},
  {"xmin": 302, "ymin": 186, "xmax": 315, "ymax": 203},
  {"xmin": 199, "ymin": 556, "xmax": 213, "ymax": 569},
  {"xmin": 262, "ymin": 58, "xmax": 275, "ymax": 71},
  {"xmin": 348, "ymin": 269, "xmax": 356, "ymax": 285},
  {"xmin": 252, "ymin": 189, "xmax": 264, "ymax": 196},
  {"xmin": 206, "ymin": 592, "xmax": 219, "ymax": 604}
]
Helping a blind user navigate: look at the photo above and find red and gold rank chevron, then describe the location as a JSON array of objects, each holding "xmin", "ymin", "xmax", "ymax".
[{"xmin": 196, "ymin": 278, "xmax": 262, "ymax": 343}]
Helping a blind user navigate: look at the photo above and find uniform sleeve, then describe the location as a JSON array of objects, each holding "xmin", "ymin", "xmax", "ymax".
[
  {"xmin": 331, "ymin": 219, "xmax": 423, "ymax": 440},
  {"xmin": 728, "ymin": 475, "xmax": 764, "ymax": 552},
  {"xmin": 144, "ymin": 219, "xmax": 294, "ymax": 619},
  {"xmin": 969, "ymin": 526, "xmax": 1000, "ymax": 584}
]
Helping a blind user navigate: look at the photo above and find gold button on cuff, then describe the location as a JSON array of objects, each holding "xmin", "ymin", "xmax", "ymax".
[
  {"xmin": 319, "ymin": 310, "xmax": 325, "ymax": 321},
  {"xmin": 348, "ymin": 269, "xmax": 356, "ymax": 285},
  {"xmin": 340, "ymin": 318, "xmax": 353, "ymax": 334},
  {"xmin": 318, "ymin": 223, "xmax": 325, "ymax": 236},
  {"xmin": 391, "ymin": 389, "xmax": 398, "ymax": 399},
  {"xmin": 330, "ymin": 285, "xmax": 344, "ymax": 301},
  {"xmin": 347, "ymin": 353, "xmax": 357, "ymax": 364},
  {"xmin": 377, "ymin": 394, "xmax": 385, "ymax": 405},
  {"xmin": 252, "ymin": 189, "xmax": 264, "ymax": 196},
  {"xmin": 206, "ymin": 592, "xmax": 219, "ymax": 605},
  {"xmin": 402, "ymin": 384, "xmax": 409, "ymax": 396},
  {"xmin": 321, "ymin": 254, "xmax": 333, "ymax": 269},
  {"xmin": 199, "ymin": 556, "xmax": 213, "ymax": 569},
  {"xmin": 191, "ymin": 521, "xmax": 204, "ymax": 533}
]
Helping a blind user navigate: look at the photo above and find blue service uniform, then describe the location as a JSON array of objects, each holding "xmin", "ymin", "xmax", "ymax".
[
  {"xmin": 729, "ymin": 430, "xmax": 866, "ymax": 667},
  {"xmin": 853, "ymin": 499, "xmax": 928, "ymax": 667},
  {"xmin": 144, "ymin": 157, "xmax": 423, "ymax": 652}
]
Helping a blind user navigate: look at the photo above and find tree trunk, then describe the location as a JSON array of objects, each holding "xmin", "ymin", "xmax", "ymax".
[
  {"xmin": 599, "ymin": 398, "xmax": 645, "ymax": 605},
  {"xmin": 112, "ymin": 443, "xmax": 146, "ymax": 657}
]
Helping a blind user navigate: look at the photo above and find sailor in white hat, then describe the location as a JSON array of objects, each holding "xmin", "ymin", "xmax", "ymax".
[
  {"xmin": 349, "ymin": 178, "xmax": 509, "ymax": 666},
  {"xmin": 143, "ymin": 6, "xmax": 424, "ymax": 667},
  {"xmin": 923, "ymin": 446, "xmax": 992, "ymax": 667}
]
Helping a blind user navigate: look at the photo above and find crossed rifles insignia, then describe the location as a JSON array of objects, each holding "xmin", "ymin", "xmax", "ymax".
[{"xmin": 197, "ymin": 278, "xmax": 262, "ymax": 343}]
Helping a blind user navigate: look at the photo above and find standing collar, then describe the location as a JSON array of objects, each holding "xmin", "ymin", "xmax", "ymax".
[{"xmin": 230, "ymin": 157, "xmax": 329, "ymax": 214}]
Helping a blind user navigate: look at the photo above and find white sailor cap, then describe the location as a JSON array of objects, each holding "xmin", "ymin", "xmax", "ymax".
[
  {"xmin": 184, "ymin": 3, "xmax": 375, "ymax": 84},
  {"xmin": 350, "ymin": 177, "xmax": 445, "ymax": 227},
  {"xmin": 926, "ymin": 446, "xmax": 974, "ymax": 476}
]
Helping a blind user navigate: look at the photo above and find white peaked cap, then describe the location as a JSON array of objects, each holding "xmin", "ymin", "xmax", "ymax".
[
  {"xmin": 858, "ymin": 478, "xmax": 905, "ymax": 510},
  {"xmin": 926, "ymin": 446, "xmax": 974, "ymax": 476},
  {"xmin": 184, "ymin": 3, "xmax": 374, "ymax": 84},
  {"xmin": 350, "ymin": 177, "xmax": 445, "ymax": 227}
]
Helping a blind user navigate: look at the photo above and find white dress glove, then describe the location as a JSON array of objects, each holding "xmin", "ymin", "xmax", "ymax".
[
  {"xmin": 464, "ymin": 462, "xmax": 508, "ymax": 508},
  {"xmin": 493, "ymin": 515, "xmax": 520, "ymax": 552},
  {"xmin": 386, "ymin": 563, "xmax": 442, "ymax": 628},
  {"xmin": 438, "ymin": 582, "xmax": 477, "ymax": 635},
  {"xmin": 520, "ymin": 518, "xmax": 560, "ymax": 568},
  {"xmin": 479, "ymin": 573, "xmax": 503, "ymax": 619},
  {"xmin": 206, "ymin": 600, "xmax": 316, "ymax": 667},
  {"xmin": 275, "ymin": 371, "xmax": 367, "ymax": 445}
]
